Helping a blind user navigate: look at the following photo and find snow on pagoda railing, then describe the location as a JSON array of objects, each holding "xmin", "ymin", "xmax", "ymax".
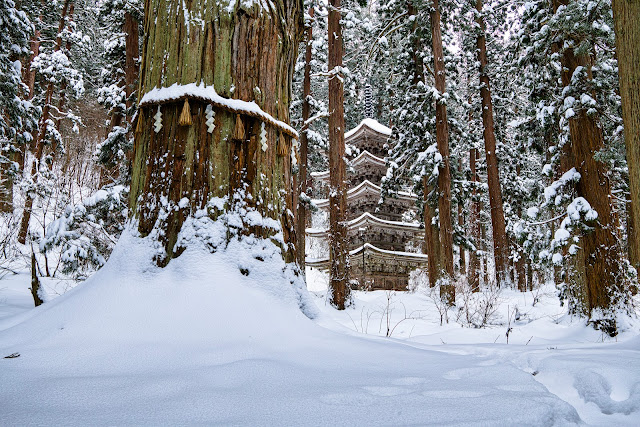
[{"xmin": 139, "ymin": 82, "xmax": 299, "ymax": 139}]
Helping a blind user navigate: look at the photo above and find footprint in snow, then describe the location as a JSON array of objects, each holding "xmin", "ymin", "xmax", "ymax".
[{"xmin": 574, "ymin": 370, "xmax": 640, "ymax": 415}]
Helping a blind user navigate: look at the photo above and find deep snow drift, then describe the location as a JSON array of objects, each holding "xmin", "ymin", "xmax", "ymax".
[{"xmin": 0, "ymin": 234, "xmax": 638, "ymax": 425}]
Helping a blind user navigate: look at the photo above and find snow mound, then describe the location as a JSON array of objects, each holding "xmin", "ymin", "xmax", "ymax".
[{"xmin": 1, "ymin": 232, "xmax": 580, "ymax": 425}]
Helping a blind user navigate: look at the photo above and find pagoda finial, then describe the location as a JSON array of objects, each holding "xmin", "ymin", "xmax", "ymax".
[{"xmin": 364, "ymin": 83, "xmax": 374, "ymax": 119}]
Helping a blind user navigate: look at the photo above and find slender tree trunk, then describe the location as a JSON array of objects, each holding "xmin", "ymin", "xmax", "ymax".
[
  {"xmin": 458, "ymin": 157, "xmax": 466, "ymax": 275},
  {"xmin": 30, "ymin": 253, "xmax": 44, "ymax": 307},
  {"xmin": 51, "ymin": 3, "xmax": 75, "ymax": 161},
  {"xmin": 430, "ymin": 0, "xmax": 455, "ymax": 304},
  {"xmin": 0, "ymin": 164, "xmax": 12, "ymax": 213},
  {"xmin": 469, "ymin": 148, "xmax": 480, "ymax": 292},
  {"xmin": 18, "ymin": 0, "xmax": 72, "ymax": 244},
  {"xmin": 475, "ymin": 0, "xmax": 509, "ymax": 286},
  {"xmin": 124, "ymin": 11, "xmax": 139, "ymax": 117},
  {"xmin": 296, "ymin": 6, "xmax": 313, "ymax": 270},
  {"xmin": 130, "ymin": 0, "xmax": 302, "ymax": 264},
  {"xmin": 424, "ymin": 177, "xmax": 442, "ymax": 288},
  {"xmin": 612, "ymin": 0, "xmax": 640, "ymax": 272},
  {"xmin": 328, "ymin": 0, "xmax": 349, "ymax": 309}
]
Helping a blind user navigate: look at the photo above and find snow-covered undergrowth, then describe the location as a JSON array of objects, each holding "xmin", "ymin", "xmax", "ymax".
[
  {"xmin": 0, "ymin": 235, "xmax": 637, "ymax": 425},
  {"xmin": 307, "ymin": 268, "xmax": 640, "ymax": 425}
]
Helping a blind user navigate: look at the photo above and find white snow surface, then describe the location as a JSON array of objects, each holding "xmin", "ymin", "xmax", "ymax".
[{"xmin": 1, "ymin": 236, "xmax": 639, "ymax": 425}]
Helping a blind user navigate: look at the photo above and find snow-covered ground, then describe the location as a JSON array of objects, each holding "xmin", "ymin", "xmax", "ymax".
[{"xmin": 1, "ymin": 237, "xmax": 639, "ymax": 425}]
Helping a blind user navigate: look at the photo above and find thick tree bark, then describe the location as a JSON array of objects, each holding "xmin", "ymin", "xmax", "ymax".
[
  {"xmin": 430, "ymin": 0, "xmax": 455, "ymax": 304},
  {"xmin": 130, "ymin": 0, "xmax": 303, "ymax": 264},
  {"xmin": 469, "ymin": 148, "xmax": 480, "ymax": 292},
  {"xmin": 296, "ymin": 6, "xmax": 314, "ymax": 270},
  {"xmin": 475, "ymin": 0, "xmax": 509, "ymax": 286},
  {"xmin": 559, "ymin": 46, "xmax": 620, "ymax": 323},
  {"xmin": 612, "ymin": 0, "xmax": 640, "ymax": 272},
  {"xmin": 424, "ymin": 177, "xmax": 442, "ymax": 288},
  {"xmin": 18, "ymin": 0, "xmax": 72, "ymax": 244},
  {"xmin": 328, "ymin": 0, "xmax": 349, "ymax": 309}
]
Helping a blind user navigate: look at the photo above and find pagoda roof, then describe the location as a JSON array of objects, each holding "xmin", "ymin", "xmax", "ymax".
[
  {"xmin": 310, "ymin": 150, "xmax": 386, "ymax": 182},
  {"xmin": 306, "ymin": 243, "xmax": 428, "ymax": 268},
  {"xmin": 306, "ymin": 212, "xmax": 422, "ymax": 238},
  {"xmin": 345, "ymin": 118, "xmax": 392, "ymax": 141},
  {"xmin": 312, "ymin": 180, "xmax": 417, "ymax": 208},
  {"xmin": 352, "ymin": 150, "xmax": 386, "ymax": 168}
]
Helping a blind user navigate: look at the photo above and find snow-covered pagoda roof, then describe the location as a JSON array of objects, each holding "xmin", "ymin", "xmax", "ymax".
[
  {"xmin": 312, "ymin": 180, "xmax": 417, "ymax": 209},
  {"xmin": 306, "ymin": 212, "xmax": 422, "ymax": 238},
  {"xmin": 310, "ymin": 150, "xmax": 386, "ymax": 182},
  {"xmin": 345, "ymin": 118, "xmax": 392, "ymax": 140},
  {"xmin": 306, "ymin": 243, "xmax": 427, "ymax": 268}
]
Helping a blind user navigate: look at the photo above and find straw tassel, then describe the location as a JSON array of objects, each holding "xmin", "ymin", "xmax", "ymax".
[
  {"xmin": 179, "ymin": 98, "xmax": 192, "ymax": 126},
  {"xmin": 277, "ymin": 132, "xmax": 287, "ymax": 156},
  {"xmin": 135, "ymin": 108, "xmax": 144, "ymax": 134},
  {"xmin": 232, "ymin": 114, "xmax": 245, "ymax": 141}
]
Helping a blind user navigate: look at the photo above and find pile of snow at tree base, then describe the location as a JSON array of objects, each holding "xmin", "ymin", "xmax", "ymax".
[{"xmin": 1, "ymin": 233, "xmax": 639, "ymax": 426}]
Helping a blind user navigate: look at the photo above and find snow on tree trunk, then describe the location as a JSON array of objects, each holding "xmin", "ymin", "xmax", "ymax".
[
  {"xmin": 558, "ymin": 43, "xmax": 621, "ymax": 328},
  {"xmin": 296, "ymin": 6, "xmax": 313, "ymax": 270},
  {"xmin": 612, "ymin": 0, "xmax": 640, "ymax": 272},
  {"xmin": 327, "ymin": 0, "xmax": 349, "ymax": 309},
  {"xmin": 130, "ymin": 0, "xmax": 303, "ymax": 265},
  {"xmin": 430, "ymin": 0, "xmax": 455, "ymax": 304},
  {"xmin": 424, "ymin": 176, "xmax": 442, "ymax": 289},
  {"xmin": 468, "ymin": 148, "xmax": 480, "ymax": 292},
  {"xmin": 475, "ymin": 0, "xmax": 509, "ymax": 287}
]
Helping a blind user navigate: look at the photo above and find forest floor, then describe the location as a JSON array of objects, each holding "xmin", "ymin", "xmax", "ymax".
[{"xmin": 1, "ymin": 236, "xmax": 639, "ymax": 426}]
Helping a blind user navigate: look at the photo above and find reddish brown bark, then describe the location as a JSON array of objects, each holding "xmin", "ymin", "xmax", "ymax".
[
  {"xmin": 559, "ymin": 46, "xmax": 620, "ymax": 320},
  {"xmin": 475, "ymin": 0, "xmax": 509, "ymax": 286},
  {"xmin": 430, "ymin": 0, "xmax": 455, "ymax": 304},
  {"xmin": 612, "ymin": 0, "xmax": 640, "ymax": 272},
  {"xmin": 328, "ymin": 0, "xmax": 349, "ymax": 309},
  {"xmin": 424, "ymin": 177, "xmax": 442, "ymax": 288},
  {"xmin": 296, "ymin": 6, "xmax": 314, "ymax": 270},
  {"xmin": 469, "ymin": 148, "xmax": 480, "ymax": 292},
  {"xmin": 458, "ymin": 157, "xmax": 466, "ymax": 275}
]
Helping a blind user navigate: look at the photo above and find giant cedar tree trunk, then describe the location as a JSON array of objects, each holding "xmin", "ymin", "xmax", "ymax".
[
  {"xmin": 296, "ymin": 6, "xmax": 314, "ymax": 270},
  {"xmin": 328, "ymin": 0, "xmax": 349, "ymax": 309},
  {"xmin": 430, "ymin": 0, "xmax": 455, "ymax": 304},
  {"xmin": 612, "ymin": 0, "xmax": 640, "ymax": 271},
  {"xmin": 130, "ymin": 0, "xmax": 303, "ymax": 264},
  {"xmin": 475, "ymin": 0, "xmax": 509, "ymax": 286}
]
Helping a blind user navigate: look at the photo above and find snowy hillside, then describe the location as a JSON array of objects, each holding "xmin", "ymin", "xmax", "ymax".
[{"xmin": 1, "ymin": 236, "xmax": 639, "ymax": 425}]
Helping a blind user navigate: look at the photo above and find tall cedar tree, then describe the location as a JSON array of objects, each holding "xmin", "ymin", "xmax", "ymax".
[
  {"xmin": 612, "ymin": 0, "xmax": 640, "ymax": 271},
  {"xmin": 328, "ymin": 0, "xmax": 350, "ymax": 309},
  {"xmin": 475, "ymin": 0, "xmax": 509, "ymax": 286},
  {"xmin": 296, "ymin": 6, "xmax": 314, "ymax": 269},
  {"xmin": 552, "ymin": 0, "xmax": 622, "ymax": 330},
  {"xmin": 130, "ymin": 0, "xmax": 303, "ymax": 264},
  {"xmin": 430, "ymin": 0, "xmax": 455, "ymax": 303}
]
